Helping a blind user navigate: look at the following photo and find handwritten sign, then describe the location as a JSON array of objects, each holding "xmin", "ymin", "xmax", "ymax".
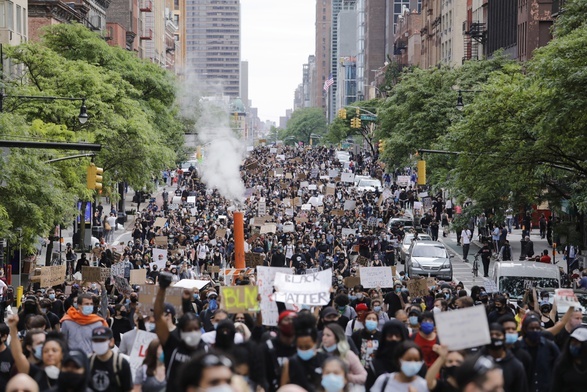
[
  {"xmin": 360, "ymin": 267, "xmax": 394, "ymax": 288},
  {"xmin": 245, "ymin": 253, "xmax": 265, "ymax": 268},
  {"xmin": 257, "ymin": 267, "xmax": 292, "ymax": 326},
  {"xmin": 407, "ymin": 278, "xmax": 429, "ymax": 297},
  {"xmin": 272, "ymin": 269, "xmax": 332, "ymax": 306},
  {"xmin": 154, "ymin": 217, "xmax": 167, "ymax": 228},
  {"xmin": 82, "ymin": 266, "xmax": 110, "ymax": 283},
  {"xmin": 341, "ymin": 228, "xmax": 356, "ymax": 237},
  {"xmin": 260, "ymin": 223, "xmax": 277, "ymax": 234},
  {"xmin": 554, "ymin": 288, "xmax": 583, "ymax": 312},
  {"xmin": 129, "ymin": 269, "xmax": 147, "ymax": 285},
  {"xmin": 154, "ymin": 236, "xmax": 168, "ymax": 247},
  {"xmin": 40, "ymin": 265, "xmax": 66, "ymax": 288},
  {"xmin": 435, "ymin": 306, "xmax": 491, "ymax": 350},
  {"xmin": 220, "ymin": 286, "xmax": 260, "ymax": 313},
  {"xmin": 344, "ymin": 276, "xmax": 361, "ymax": 288},
  {"xmin": 344, "ymin": 200, "xmax": 356, "ymax": 210},
  {"xmin": 257, "ymin": 202, "xmax": 267, "ymax": 216},
  {"xmin": 111, "ymin": 263, "xmax": 126, "ymax": 278},
  {"xmin": 137, "ymin": 284, "xmax": 183, "ymax": 315},
  {"xmin": 129, "ymin": 330, "xmax": 157, "ymax": 381}
]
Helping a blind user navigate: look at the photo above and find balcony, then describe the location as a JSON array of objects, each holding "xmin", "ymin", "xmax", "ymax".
[
  {"xmin": 140, "ymin": 0, "xmax": 152, "ymax": 12},
  {"xmin": 140, "ymin": 29, "xmax": 152, "ymax": 40}
]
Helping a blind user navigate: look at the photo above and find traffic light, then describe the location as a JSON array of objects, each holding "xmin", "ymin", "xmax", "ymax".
[
  {"xmin": 354, "ymin": 117, "xmax": 361, "ymax": 128},
  {"xmin": 379, "ymin": 139, "xmax": 386, "ymax": 153},
  {"xmin": 86, "ymin": 163, "xmax": 104, "ymax": 190},
  {"xmin": 338, "ymin": 108, "xmax": 347, "ymax": 119}
]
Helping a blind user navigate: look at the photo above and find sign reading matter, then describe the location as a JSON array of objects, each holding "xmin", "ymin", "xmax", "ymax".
[
  {"xmin": 359, "ymin": 267, "xmax": 394, "ymax": 288},
  {"xmin": 435, "ymin": 306, "xmax": 491, "ymax": 350},
  {"xmin": 220, "ymin": 286, "xmax": 260, "ymax": 313},
  {"xmin": 272, "ymin": 269, "xmax": 332, "ymax": 306}
]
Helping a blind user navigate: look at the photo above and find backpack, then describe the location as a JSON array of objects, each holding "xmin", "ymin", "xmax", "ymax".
[{"xmin": 89, "ymin": 351, "xmax": 124, "ymax": 389}]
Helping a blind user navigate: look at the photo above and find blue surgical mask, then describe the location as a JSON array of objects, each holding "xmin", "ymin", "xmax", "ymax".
[
  {"xmin": 420, "ymin": 321, "xmax": 435, "ymax": 335},
  {"xmin": 505, "ymin": 333, "xmax": 518, "ymax": 345},
  {"xmin": 409, "ymin": 316, "xmax": 419, "ymax": 326},
  {"xmin": 34, "ymin": 345, "xmax": 43, "ymax": 360},
  {"xmin": 321, "ymin": 374, "xmax": 345, "ymax": 392},
  {"xmin": 193, "ymin": 294, "xmax": 199, "ymax": 300},
  {"xmin": 348, "ymin": 295, "xmax": 357, "ymax": 301},
  {"xmin": 373, "ymin": 306, "xmax": 382, "ymax": 313},
  {"xmin": 297, "ymin": 348, "xmax": 315, "ymax": 361},
  {"xmin": 81, "ymin": 305, "xmax": 94, "ymax": 316},
  {"xmin": 158, "ymin": 352, "xmax": 165, "ymax": 363},
  {"xmin": 48, "ymin": 294, "xmax": 56, "ymax": 300},
  {"xmin": 323, "ymin": 344, "xmax": 338, "ymax": 353},
  {"xmin": 401, "ymin": 360, "xmax": 423, "ymax": 377},
  {"xmin": 365, "ymin": 320, "xmax": 378, "ymax": 332}
]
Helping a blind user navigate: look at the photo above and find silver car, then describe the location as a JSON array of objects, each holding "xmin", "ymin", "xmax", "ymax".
[
  {"xmin": 406, "ymin": 241, "xmax": 453, "ymax": 281},
  {"xmin": 399, "ymin": 233, "xmax": 432, "ymax": 264}
]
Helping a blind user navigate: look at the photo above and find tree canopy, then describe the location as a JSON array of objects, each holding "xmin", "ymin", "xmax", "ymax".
[{"xmin": 285, "ymin": 107, "xmax": 328, "ymax": 144}]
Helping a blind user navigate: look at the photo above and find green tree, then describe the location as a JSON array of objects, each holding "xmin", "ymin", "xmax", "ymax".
[{"xmin": 285, "ymin": 107, "xmax": 328, "ymax": 144}]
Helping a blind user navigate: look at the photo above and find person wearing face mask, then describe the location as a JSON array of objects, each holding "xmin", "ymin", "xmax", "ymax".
[
  {"xmin": 351, "ymin": 311, "xmax": 380, "ymax": 370},
  {"xmin": 156, "ymin": 274, "xmax": 204, "ymax": 392},
  {"xmin": 261, "ymin": 310, "xmax": 298, "ymax": 392},
  {"xmin": 40, "ymin": 299, "xmax": 61, "ymax": 332},
  {"xmin": 345, "ymin": 303, "xmax": 369, "ymax": 336},
  {"xmin": 88, "ymin": 326, "xmax": 133, "ymax": 392},
  {"xmin": 47, "ymin": 289, "xmax": 65, "ymax": 319},
  {"xmin": 334, "ymin": 294, "xmax": 356, "ymax": 327},
  {"xmin": 18, "ymin": 296, "xmax": 48, "ymax": 332},
  {"xmin": 553, "ymin": 308, "xmax": 584, "ymax": 350},
  {"xmin": 179, "ymin": 351, "xmax": 235, "ymax": 392},
  {"xmin": 517, "ymin": 314, "xmax": 560, "ymax": 392},
  {"xmin": 320, "ymin": 357, "xmax": 350, "ymax": 392},
  {"xmin": 119, "ymin": 311, "xmax": 149, "ymax": 355},
  {"xmin": 350, "ymin": 285, "xmax": 371, "ymax": 309},
  {"xmin": 319, "ymin": 323, "xmax": 366, "ymax": 386},
  {"xmin": 551, "ymin": 326, "xmax": 587, "ymax": 392},
  {"xmin": 383, "ymin": 281, "xmax": 406, "ymax": 320},
  {"xmin": 371, "ymin": 299, "xmax": 389, "ymax": 330},
  {"xmin": 0, "ymin": 323, "xmax": 13, "ymax": 391},
  {"xmin": 487, "ymin": 295, "xmax": 513, "ymax": 323},
  {"xmin": 44, "ymin": 350, "xmax": 92, "ymax": 392},
  {"xmin": 425, "ymin": 344, "xmax": 463, "ymax": 392},
  {"xmin": 407, "ymin": 308, "xmax": 421, "ymax": 335},
  {"xmin": 133, "ymin": 338, "xmax": 166, "ymax": 392},
  {"xmin": 60, "ymin": 294, "xmax": 108, "ymax": 355},
  {"xmin": 371, "ymin": 341, "xmax": 428, "ymax": 392},
  {"xmin": 412, "ymin": 311, "xmax": 439, "ymax": 369},
  {"xmin": 480, "ymin": 323, "xmax": 528, "ymax": 392},
  {"xmin": 280, "ymin": 313, "xmax": 327, "ymax": 392},
  {"xmin": 9, "ymin": 314, "xmax": 66, "ymax": 390}
]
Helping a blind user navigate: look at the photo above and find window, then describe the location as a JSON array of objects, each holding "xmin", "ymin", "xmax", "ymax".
[
  {"xmin": 7, "ymin": 0, "xmax": 13, "ymax": 31},
  {"xmin": 15, "ymin": 4, "xmax": 20, "ymax": 34}
]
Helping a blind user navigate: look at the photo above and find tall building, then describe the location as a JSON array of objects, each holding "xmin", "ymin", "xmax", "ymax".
[
  {"xmin": 486, "ymin": 0, "xmax": 516, "ymax": 59},
  {"xmin": 439, "ymin": 0, "xmax": 466, "ymax": 67},
  {"xmin": 240, "ymin": 60, "xmax": 249, "ymax": 110},
  {"xmin": 184, "ymin": 0, "xmax": 241, "ymax": 97},
  {"xmin": 336, "ymin": 7, "xmax": 357, "ymax": 107},
  {"xmin": 314, "ymin": 0, "xmax": 332, "ymax": 114}
]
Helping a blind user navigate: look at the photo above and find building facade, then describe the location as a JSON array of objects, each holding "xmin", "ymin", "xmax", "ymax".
[{"xmin": 314, "ymin": 0, "xmax": 332, "ymax": 114}]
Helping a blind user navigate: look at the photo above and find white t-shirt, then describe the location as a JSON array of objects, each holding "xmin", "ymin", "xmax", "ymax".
[
  {"xmin": 461, "ymin": 229, "xmax": 472, "ymax": 245},
  {"xmin": 371, "ymin": 373, "xmax": 428, "ymax": 392}
]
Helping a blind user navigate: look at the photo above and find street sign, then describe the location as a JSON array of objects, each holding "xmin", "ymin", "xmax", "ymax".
[{"xmin": 360, "ymin": 115, "xmax": 377, "ymax": 121}]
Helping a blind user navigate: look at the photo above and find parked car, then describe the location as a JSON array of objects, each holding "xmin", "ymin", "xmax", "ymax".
[
  {"xmin": 406, "ymin": 241, "xmax": 453, "ymax": 281},
  {"xmin": 399, "ymin": 233, "xmax": 432, "ymax": 264},
  {"xmin": 356, "ymin": 178, "xmax": 382, "ymax": 193}
]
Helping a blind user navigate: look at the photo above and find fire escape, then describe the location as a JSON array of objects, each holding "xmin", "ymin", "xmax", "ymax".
[{"xmin": 462, "ymin": 21, "xmax": 486, "ymax": 63}]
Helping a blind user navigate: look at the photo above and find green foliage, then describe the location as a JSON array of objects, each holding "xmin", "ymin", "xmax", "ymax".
[
  {"xmin": 553, "ymin": 0, "xmax": 587, "ymax": 37},
  {"xmin": 285, "ymin": 108, "xmax": 328, "ymax": 144}
]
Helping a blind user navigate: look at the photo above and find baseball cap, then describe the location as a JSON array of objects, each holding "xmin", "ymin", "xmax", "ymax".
[
  {"xmin": 570, "ymin": 327, "xmax": 587, "ymax": 342},
  {"xmin": 408, "ymin": 308, "xmax": 421, "ymax": 317},
  {"xmin": 321, "ymin": 306, "xmax": 338, "ymax": 319},
  {"xmin": 356, "ymin": 303, "xmax": 368, "ymax": 312},
  {"xmin": 91, "ymin": 326, "xmax": 113, "ymax": 341},
  {"xmin": 278, "ymin": 310, "xmax": 297, "ymax": 324},
  {"xmin": 62, "ymin": 350, "xmax": 89, "ymax": 369},
  {"xmin": 207, "ymin": 291, "xmax": 218, "ymax": 298},
  {"xmin": 163, "ymin": 302, "xmax": 176, "ymax": 317}
]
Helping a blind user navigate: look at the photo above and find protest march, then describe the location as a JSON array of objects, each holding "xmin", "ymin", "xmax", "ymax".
[{"xmin": 0, "ymin": 144, "xmax": 586, "ymax": 392}]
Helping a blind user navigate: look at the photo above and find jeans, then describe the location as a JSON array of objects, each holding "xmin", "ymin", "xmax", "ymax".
[{"xmin": 462, "ymin": 244, "xmax": 470, "ymax": 261}]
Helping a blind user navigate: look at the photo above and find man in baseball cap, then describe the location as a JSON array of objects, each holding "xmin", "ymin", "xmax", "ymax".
[{"xmin": 89, "ymin": 326, "xmax": 133, "ymax": 391}]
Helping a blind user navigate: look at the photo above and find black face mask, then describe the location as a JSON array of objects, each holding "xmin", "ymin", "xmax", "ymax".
[
  {"xmin": 442, "ymin": 365, "xmax": 458, "ymax": 379},
  {"xmin": 58, "ymin": 371, "xmax": 86, "ymax": 389},
  {"xmin": 488, "ymin": 337, "xmax": 505, "ymax": 350},
  {"xmin": 25, "ymin": 304, "xmax": 37, "ymax": 313}
]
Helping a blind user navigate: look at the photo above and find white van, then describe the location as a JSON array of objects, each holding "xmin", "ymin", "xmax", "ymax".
[{"xmin": 493, "ymin": 261, "xmax": 560, "ymax": 298}]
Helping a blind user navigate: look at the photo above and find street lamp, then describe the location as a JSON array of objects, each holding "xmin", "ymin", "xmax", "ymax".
[
  {"xmin": 455, "ymin": 90, "xmax": 482, "ymax": 111},
  {"xmin": 0, "ymin": 94, "xmax": 89, "ymax": 124},
  {"xmin": 16, "ymin": 228, "xmax": 22, "ymax": 288}
]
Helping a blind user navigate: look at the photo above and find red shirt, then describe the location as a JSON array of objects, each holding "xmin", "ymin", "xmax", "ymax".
[
  {"xmin": 540, "ymin": 255, "xmax": 552, "ymax": 263},
  {"xmin": 413, "ymin": 332, "xmax": 439, "ymax": 369}
]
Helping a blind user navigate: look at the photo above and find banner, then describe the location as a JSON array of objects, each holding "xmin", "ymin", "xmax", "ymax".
[
  {"xmin": 272, "ymin": 269, "xmax": 332, "ymax": 306},
  {"xmin": 435, "ymin": 306, "xmax": 491, "ymax": 350},
  {"xmin": 220, "ymin": 286, "xmax": 260, "ymax": 313},
  {"xmin": 359, "ymin": 267, "xmax": 394, "ymax": 288},
  {"xmin": 129, "ymin": 330, "xmax": 157, "ymax": 381},
  {"xmin": 256, "ymin": 266, "xmax": 292, "ymax": 326}
]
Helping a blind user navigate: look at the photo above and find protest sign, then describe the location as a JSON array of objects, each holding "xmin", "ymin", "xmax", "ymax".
[
  {"xmin": 245, "ymin": 253, "xmax": 265, "ymax": 268},
  {"xmin": 341, "ymin": 228, "xmax": 356, "ymax": 237},
  {"xmin": 270, "ymin": 147, "xmax": 277, "ymax": 154},
  {"xmin": 129, "ymin": 269, "xmax": 147, "ymax": 285},
  {"xmin": 356, "ymin": 255, "xmax": 369, "ymax": 266},
  {"xmin": 154, "ymin": 236, "xmax": 168, "ymax": 247},
  {"xmin": 150, "ymin": 249, "xmax": 168, "ymax": 271},
  {"xmin": 282, "ymin": 222, "xmax": 295, "ymax": 233},
  {"xmin": 113, "ymin": 276, "xmax": 133, "ymax": 296},
  {"xmin": 260, "ymin": 223, "xmax": 277, "ymax": 234},
  {"xmin": 426, "ymin": 277, "xmax": 437, "ymax": 289},
  {"xmin": 397, "ymin": 175, "xmax": 410, "ymax": 186},
  {"xmin": 111, "ymin": 263, "xmax": 126, "ymax": 278},
  {"xmin": 257, "ymin": 266, "xmax": 292, "ymax": 326},
  {"xmin": 331, "ymin": 209, "xmax": 345, "ymax": 217},
  {"xmin": 308, "ymin": 184, "xmax": 317, "ymax": 191},
  {"xmin": 435, "ymin": 306, "xmax": 491, "ymax": 350},
  {"xmin": 257, "ymin": 202, "xmax": 267, "ymax": 216},
  {"xmin": 554, "ymin": 288, "xmax": 583, "ymax": 312},
  {"xmin": 285, "ymin": 208, "xmax": 294, "ymax": 216},
  {"xmin": 344, "ymin": 200, "xmax": 356, "ymax": 210},
  {"xmin": 407, "ymin": 278, "xmax": 429, "ymax": 297},
  {"xmin": 172, "ymin": 279, "xmax": 210, "ymax": 290},
  {"xmin": 300, "ymin": 181, "xmax": 309, "ymax": 188},
  {"xmin": 285, "ymin": 172, "xmax": 293, "ymax": 179},
  {"xmin": 341, "ymin": 172, "xmax": 355, "ymax": 183},
  {"xmin": 360, "ymin": 267, "xmax": 394, "ymax": 288},
  {"xmin": 367, "ymin": 217, "xmax": 378, "ymax": 227},
  {"xmin": 328, "ymin": 169, "xmax": 339, "ymax": 178},
  {"xmin": 187, "ymin": 196, "xmax": 196, "ymax": 204},
  {"xmin": 295, "ymin": 217, "xmax": 308, "ymax": 224},
  {"xmin": 344, "ymin": 276, "xmax": 361, "ymax": 288},
  {"xmin": 272, "ymin": 269, "xmax": 332, "ymax": 306},
  {"xmin": 40, "ymin": 265, "xmax": 66, "ymax": 288},
  {"xmin": 301, "ymin": 204, "xmax": 312, "ymax": 211},
  {"xmin": 326, "ymin": 184, "xmax": 336, "ymax": 196},
  {"xmin": 216, "ymin": 228, "xmax": 227, "ymax": 238},
  {"xmin": 308, "ymin": 196, "xmax": 322, "ymax": 206},
  {"xmin": 138, "ymin": 284, "xmax": 183, "ymax": 315},
  {"xmin": 82, "ymin": 266, "xmax": 110, "ymax": 283},
  {"xmin": 154, "ymin": 217, "xmax": 167, "ymax": 228},
  {"xmin": 129, "ymin": 330, "xmax": 157, "ymax": 381},
  {"xmin": 220, "ymin": 286, "xmax": 260, "ymax": 313}
]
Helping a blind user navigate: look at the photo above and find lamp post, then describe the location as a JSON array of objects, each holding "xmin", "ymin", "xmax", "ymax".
[
  {"xmin": 16, "ymin": 228, "xmax": 22, "ymax": 289},
  {"xmin": 0, "ymin": 94, "xmax": 88, "ymax": 124},
  {"xmin": 455, "ymin": 90, "xmax": 482, "ymax": 111}
]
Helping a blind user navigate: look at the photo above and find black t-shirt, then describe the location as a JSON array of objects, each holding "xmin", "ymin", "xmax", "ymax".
[
  {"xmin": 163, "ymin": 329, "xmax": 203, "ymax": 392},
  {"xmin": 89, "ymin": 353, "xmax": 133, "ymax": 392},
  {"xmin": 431, "ymin": 379, "xmax": 459, "ymax": 392},
  {"xmin": 0, "ymin": 346, "xmax": 13, "ymax": 391},
  {"xmin": 29, "ymin": 363, "xmax": 55, "ymax": 391},
  {"xmin": 45, "ymin": 311, "xmax": 61, "ymax": 330}
]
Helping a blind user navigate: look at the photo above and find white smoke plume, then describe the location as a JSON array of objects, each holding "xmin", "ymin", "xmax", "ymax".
[{"xmin": 178, "ymin": 73, "xmax": 245, "ymax": 204}]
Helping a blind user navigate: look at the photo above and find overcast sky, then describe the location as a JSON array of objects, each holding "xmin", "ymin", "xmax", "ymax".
[{"xmin": 241, "ymin": 0, "xmax": 316, "ymax": 125}]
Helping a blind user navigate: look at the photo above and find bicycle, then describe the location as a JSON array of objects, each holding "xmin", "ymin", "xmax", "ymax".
[{"xmin": 472, "ymin": 255, "xmax": 480, "ymax": 278}]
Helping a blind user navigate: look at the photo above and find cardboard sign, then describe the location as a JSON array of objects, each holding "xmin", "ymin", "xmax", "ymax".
[
  {"xmin": 341, "ymin": 228, "xmax": 356, "ymax": 237},
  {"xmin": 154, "ymin": 236, "xmax": 168, "ymax": 247},
  {"xmin": 435, "ymin": 306, "xmax": 491, "ymax": 350},
  {"xmin": 426, "ymin": 277, "xmax": 437, "ymax": 289},
  {"xmin": 245, "ymin": 252, "xmax": 265, "ymax": 268},
  {"xmin": 360, "ymin": 267, "xmax": 394, "ymax": 288},
  {"xmin": 216, "ymin": 228, "xmax": 227, "ymax": 239},
  {"xmin": 111, "ymin": 263, "xmax": 126, "ymax": 278},
  {"xmin": 40, "ymin": 265, "xmax": 66, "ymax": 288},
  {"xmin": 130, "ymin": 269, "xmax": 147, "ymax": 285},
  {"xmin": 154, "ymin": 217, "xmax": 167, "ymax": 228},
  {"xmin": 326, "ymin": 184, "xmax": 336, "ymax": 196},
  {"xmin": 344, "ymin": 276, "xmax": 361, "ymax": 288},
  {"xmin": 331, "ymin": 209, "xmax": 345, "ymax": 217},
  {"xmin": 260, "ymin": 223, "xmax": 277, "ymax": 234},
  {"xmin": 554, "ymin": 288, "xmax": 583, "ymax": 312},
  {"xmin": 285, "ymin": 172, "xmax": 293, "ymax": 179},
  {"xmin": 257, "ymin": 266, "xmax": 293, "ymax": 326},
  {"xmin": 295, "ymin": 217, "xmax": 308, "ymax": 224},
  {"xmin": 272, "ymin": 269, "xmax": 332, "ymax": 306},
  {"xmin": 129, "ymin": 330, "xmax": 157, "ymax": 381},
  {"xmin": 407, "ymin": 278, "xmax": 429, "ymax": 297},
  {"xmin": 356, "ymin": 255, "xmax": 369, "ymax": 266},
  {"xmin": 137, "ymin": 284, "xmax": 183, "ymax": 315},
  {"xmin": 344, "ymin": 200, "xmax": 356, "ymax": 210},
  {"xmin": 113, "ymin": 276, "xmax": 133, "ymax": 295},
  {"xmin": 220, "ymin": 286, "xmax": 260, "ymax": 313},
  {"xmin": 82, "ymin": 266, "xmax": 110, "ymax": 283}
]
